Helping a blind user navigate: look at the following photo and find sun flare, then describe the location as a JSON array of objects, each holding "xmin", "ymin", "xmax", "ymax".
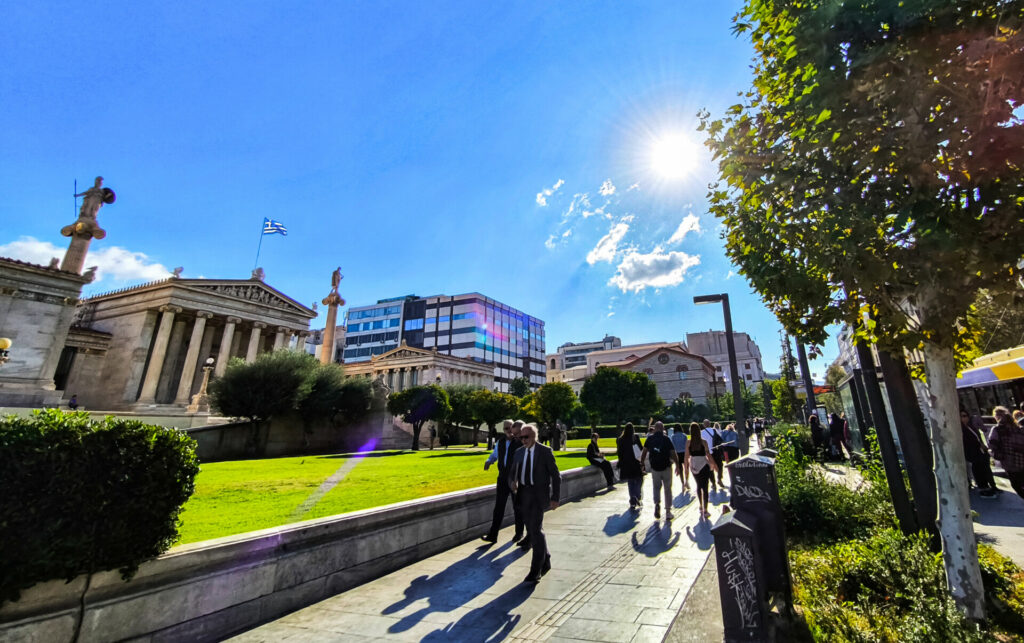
[{"xmin": 650, "ymin": 132, "xmax": 699, "ymax": 180}]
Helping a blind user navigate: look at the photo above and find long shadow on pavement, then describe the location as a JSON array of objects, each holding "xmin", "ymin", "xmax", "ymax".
[
  {"xmin": 383, "ymin": 543, "xmax": 525, "ymax": 633},
  {"xmin": 673, "ymin": 491, "xmax": 696, "ymax": 509},
  {"xmin": 685, "ymin": 519, "xmax": 714, "ymax": 550},
  {"xmin": 603, "ymin": 509, "xmax": 640, "ymax": 537},
  {"xmin": 421, "ymin": 582, "xmax": 536, "ymax": 642},
  {"xmin": 632, "ymin": 522, "xmax": 681, "ymax": 557}
]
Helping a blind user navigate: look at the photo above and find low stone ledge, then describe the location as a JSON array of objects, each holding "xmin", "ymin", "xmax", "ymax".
[{"xmin": 0, "ymin": 464, "xmax": 605, "ymax": 642}]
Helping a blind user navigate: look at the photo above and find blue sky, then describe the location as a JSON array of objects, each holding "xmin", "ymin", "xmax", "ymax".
[{"xmin": 0, "ymin": 1, "xmax": 839, "ymax": 380}]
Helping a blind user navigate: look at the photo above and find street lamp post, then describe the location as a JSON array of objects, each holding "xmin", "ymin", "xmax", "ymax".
[{"xmin": 694, "ymin": 293, "xmax": 747, "ymax": 455}]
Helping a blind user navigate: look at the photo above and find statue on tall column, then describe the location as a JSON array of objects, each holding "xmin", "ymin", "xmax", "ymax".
[
  {"xmin": 319, "ymin": 266, "xmax": 345, "ymax": 365},
  {"xmin": 331, "ymin": 266, "xmax": 343, "ymax": 292},
  {"xmin": 61, "ymin": 176, "xmax": 115, "ymax": 274}
]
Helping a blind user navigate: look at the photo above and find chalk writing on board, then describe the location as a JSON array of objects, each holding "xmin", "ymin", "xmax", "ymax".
[{"xmin": 721, "ymin": 537, "xmax": 760, "ymax": 629}]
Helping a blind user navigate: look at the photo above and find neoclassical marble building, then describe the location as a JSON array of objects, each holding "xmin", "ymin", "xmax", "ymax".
[
  {"xmin": 343, "ymin": 343, "xmax": 494, "ymax": 392},
  {"xmin": 63, "ymin": 275, "xmax": 316, "ymax": 410}
]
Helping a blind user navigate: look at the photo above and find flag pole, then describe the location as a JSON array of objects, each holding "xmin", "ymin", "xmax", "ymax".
[{"xmin": 253, "ymin": 218, "xmax": 265, "ymax": 270}]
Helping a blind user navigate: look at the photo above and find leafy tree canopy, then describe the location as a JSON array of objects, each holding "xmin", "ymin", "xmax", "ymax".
[
  {"xmin": 509, "ymin": 377, "xmax": 531, "ymax": 398},
  {"xmin": 579, "ymin": 367, "xmax": 664, "ymax": 427},
  {"xmin": 386, "ymin": 385, "xmax": 451, "ymax": 450},
  {"xmin": 210, "ymin": 350, "xmax": 316, "ymax": 423},
  {"xmin": 534, "ymin": 382, "xmax": 577, "ymax": 430}
]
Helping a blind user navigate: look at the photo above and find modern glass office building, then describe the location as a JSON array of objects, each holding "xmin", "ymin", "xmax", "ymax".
[{"xmin": 343, "ymin": 292, "xmax": 545, "ymax": 392}]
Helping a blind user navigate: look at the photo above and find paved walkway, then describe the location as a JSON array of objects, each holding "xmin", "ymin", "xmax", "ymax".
[
  {"xmin": 973, "ymin": 474, "xmax": 1024, "ymax": 568},
  {"xmin": 229, "ymin": 476, "xmax": 733, "ymax": 642}
]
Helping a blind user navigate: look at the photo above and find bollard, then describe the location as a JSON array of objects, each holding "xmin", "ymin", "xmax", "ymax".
[
  {"xmin": 711, "ymin": 510, "xmax": 771, "ymax": 642},
  {"xmin": 727, "ymin": 454, "xmax": 792, "ymax": 608}
]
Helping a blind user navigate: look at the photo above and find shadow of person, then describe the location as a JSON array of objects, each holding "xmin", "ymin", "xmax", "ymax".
[
  {"xmin": 631, "ymin": 522, "xmax": 681, "ymax": 557},
  {"xmin": 421, "ymin": 582, "xmax": 536, "ymax": 642},
  {"xmin": 673, "ymin": 490, "xmax": 695, "ymax": 509},
  {"xmin": 384, "ymin": 543, "xmax": 523, "ymax": 632},
  {"xmin": 603, "ymin": 509, "xmax": 640, "ymax": 537},
  {"xmin": 708, "ymin": 487, "xmax": 731, "ymax": 506},
  {"xmin": 685, "ymin": 519, "xmax": 715, "ymax": 550}
]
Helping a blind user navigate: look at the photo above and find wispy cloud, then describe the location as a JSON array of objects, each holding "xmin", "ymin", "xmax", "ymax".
[
  {"xmin": 609, "ymin": 249, "xmax": 701, "ymax": 293},
  {"xmin": 627, "ymin": 183, "xmax": 640, "ymax": 192},
  {"xmin": 599, "ymin": 179, "xmax": 616, "ymax": 197},
  {"xmin": 666, "ymin": 213, "xmax": 702, "ymax": 245},
  {"xmin": 726, "ymin": 270, "xmax": 736, "ymax": 279},
  {"xmin": 586, "ymin": 222, "xmax": 630, "ymax": 265},
  {"xmin": 0, "ymin": 236, "xmax": 172, "ymax": 283},
  {"xmin": 535, "ymin": 179, "xmax": 565, "ymax": 207}
]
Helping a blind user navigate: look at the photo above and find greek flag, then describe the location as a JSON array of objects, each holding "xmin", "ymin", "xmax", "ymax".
[{"xmin": 263, "ymin": 218, "xmax": 288, "ymax": 236}]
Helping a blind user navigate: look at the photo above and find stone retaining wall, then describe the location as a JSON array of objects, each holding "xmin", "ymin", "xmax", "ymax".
[{"xmin": 0, "ymin": 465, "xmax": 605, "ymax": 642}]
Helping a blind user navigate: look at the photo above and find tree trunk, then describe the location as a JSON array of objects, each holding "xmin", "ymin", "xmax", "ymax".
[
  {"xmin": 411, "ymin": 421, "xmax": 422, "ymax": 451},
  {"xmin": 919, "ymin": 341, "xmax": 985, "ymax": 620},
  {"xmin": 877, "ymin": 350, "xmax": 939, "ymax": 547},
  {"xmin": 471, "ymin": 423, "xmax": 479, "ymax": 447},
  {"xmin": 855, "ymin": 341, "xmax": 918, "ymax": 535}
]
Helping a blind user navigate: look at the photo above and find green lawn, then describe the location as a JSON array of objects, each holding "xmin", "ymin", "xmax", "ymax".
[
  {"xmin": 564, "ymin": 438, "xmax": 619, "ymax": 450},
  {"xmin": 175, "ymin": 447, "xmax": 615, "ymax": 545}
]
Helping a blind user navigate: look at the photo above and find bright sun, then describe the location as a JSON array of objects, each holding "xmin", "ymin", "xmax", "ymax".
[{"xmin": 650, "ymin": 133, "xmax": 698, "ymax": 180}]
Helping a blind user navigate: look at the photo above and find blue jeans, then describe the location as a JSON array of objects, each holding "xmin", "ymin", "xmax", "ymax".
[{"xmin": 627, "ymin": 477, "xmax": 643, "ymax": 506}]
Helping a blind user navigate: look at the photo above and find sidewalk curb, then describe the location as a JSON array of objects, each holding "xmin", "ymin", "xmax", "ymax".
[{"xmin": 664, "ymin": 547, "xmax": 723, "ymax": 642}]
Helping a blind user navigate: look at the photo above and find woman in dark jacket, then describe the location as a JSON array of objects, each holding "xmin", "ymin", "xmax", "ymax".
[
  {"xmin": 616, "ymin": 422, "xmax": 644, "ymax": 510},
  {"xmin": 587, "ymin": 432, "xmax": 616, "ymax": 490}
]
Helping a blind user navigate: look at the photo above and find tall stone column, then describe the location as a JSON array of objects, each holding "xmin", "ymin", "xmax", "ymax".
[
  {"xmin": 296, "ymin": 331, "xmax": 310, "ymax": 353},
  {"xmin": 320, "ymin": 267, "xmax": 346, "ymax": 365},
  {"xmin": 246, "ymin": 322, "xmax": 266, "ymax": 362},
  {"xmin": 138, "ymin": 305, "xmax": 181, "ymax": 404},
  {"xmin": 174, "ymin": 311, "xmax": 212, "ymax": 404},
  {"xmin": 215, "ymin": 317, "xmax": 241, "ymax": 376},
  {"xmin": 60, "ymin": 176, "xmax": 113, "ymax": 274},
  {"xmin": 273, "ymin": 327, "xmax": 287, "ymax": 350}
]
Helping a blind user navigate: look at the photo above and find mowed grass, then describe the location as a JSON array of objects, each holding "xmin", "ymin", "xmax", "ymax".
[
  {"xmin": 564, "ymin": 437, "xmax": 619, "ymax": 450},
  {"xmin": 175, "ymin": 447, "xmax": 616, "ymax": 545}
]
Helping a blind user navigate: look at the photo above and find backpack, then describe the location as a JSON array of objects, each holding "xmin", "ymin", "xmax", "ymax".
[
  {"xmin": 648, "ymin": 434, "xmax": 672, "ymax": 471},
  {"xmin": 712, "ymin": 429, "xmax": 723, "ymax": 450}
]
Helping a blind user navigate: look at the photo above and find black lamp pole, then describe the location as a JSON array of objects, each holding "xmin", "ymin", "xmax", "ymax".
[{"xmin": 694, "ymin": 293, "xmax": 747, "ymax": 455}]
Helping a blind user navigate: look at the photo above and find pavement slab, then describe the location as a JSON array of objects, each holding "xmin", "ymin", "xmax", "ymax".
[{"xmin": 228, "ymin": 475, "xmax": 727, "ymax": 642}]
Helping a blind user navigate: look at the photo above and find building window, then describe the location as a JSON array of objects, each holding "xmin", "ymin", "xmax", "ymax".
[
  {"xmin": 658, "ymin": 353, "xmax": 669, "ymax": 365},
  {"xmin": 643, "ymin": 368, "xmax": 654, "ymax": 375},
  {"xmin": 744, "ymin": 363, "xmax": 751, "ymax": 370},
  {"xmin": 676, "ymin": 365, "xmax": 688, "ymax": 372},
  {"xmin": 746, "ymin": 374, "xmax": 752, "ymax": 380},
  {"xmin": 404, "ymin": 318, "xmax": 424, "ymax": 331}
]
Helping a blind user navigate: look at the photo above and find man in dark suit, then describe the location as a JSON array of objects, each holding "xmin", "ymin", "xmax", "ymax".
[
  {"xmin": 482, "ymin": 419, "xmax": 524, "ymax": 543},
  {"xmin": 508, "ymin": 424, "xmax": 561, "ymax": 583}
]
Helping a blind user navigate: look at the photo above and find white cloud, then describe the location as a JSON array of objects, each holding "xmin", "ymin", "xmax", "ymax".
[
  {"xmin": 562, "ymin": 229, "xmax": 572, "ymax": 238},
  {"xmin": 535, "ymin": 179, "xmax": 565, "ymax": 207},
  {"xmin": 0, "ymin": 236, "xmax": 172, "ymax": 284},
  {"xmin": 726, "ymin": 270, "xmax": 736, "ymax": 279},
  {"xmin": 544, "ymin": 235, "xmax": 558, "ymax": 250},
  {"xmin": 599, "ymin": 179, "xmax": 616, "ymax": 197},
  {"xmin": 586, "ymin": 222, "xmax": 630, "ymax": 265},
  {"xmin": 627, "ymin": 183, "xmax": 640, "ymax": 191},
  {"xmin": 607, "ymin": 311, "xmax": 615, "ymax": 317},
  {"xmin": 609, "ymin": 249, "xmax": 701, "ymax": 293},
  {"xmin": 666, "ymin": 213, "xmax": 702, "ymax": 245},
  {"xmin": 582, "ymin": 205, "xmax": 605, "ymax": 219}
]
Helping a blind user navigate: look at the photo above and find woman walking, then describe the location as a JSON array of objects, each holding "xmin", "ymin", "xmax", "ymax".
[
  {"xmin": 685, "ymin": 422, "xmax": 718, "ymax": 520},
  {"xmin": 616, "ymin": 422, "xmax": 644, "ymax": 510}
]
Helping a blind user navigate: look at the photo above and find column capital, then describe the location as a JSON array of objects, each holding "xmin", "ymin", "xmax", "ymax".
[
  {"xmin": 277, "ymin": 326, "xmax": 290, "ymax": 333},
  {"xmin": 195, "ymin": 310, "xmax": 214, "ymax": 319},
  {"xmin": 252, "ymin": 322, "xmax": 267, "ymax": 329},
  {"xmin": 159, "ymin": 305, "xmax": 183, "ymax": 314},
  {"xmin": 225, "ymin": 316, "xmax": 242, "ymax": 324}
]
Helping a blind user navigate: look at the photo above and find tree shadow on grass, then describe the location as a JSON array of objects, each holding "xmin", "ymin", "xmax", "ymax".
[
  {"xmin": 384, "ymin": 543, "xmax": 525, "ymax": 633},
  {"xmin": 421, "ymin": 582, "xmax": 536, "ymax": 642},
  {"xmin": 423, "ymin": 452, "xmax": 489, "ymax": 458},
  {"xmin": 320, "ymin": 450, "xmax": 409, "ymax": 459}
]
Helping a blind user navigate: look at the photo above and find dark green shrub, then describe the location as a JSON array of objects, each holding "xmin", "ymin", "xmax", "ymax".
[
  {"xmin": 774, "ymin": 426, "xmax": 893, "ymax": 545},
  {"xmin": 978, "ymin": 544, "xmax": 1024, "ymax": 636},
  {"xmin": 0, "ymin": 410, "xmax": 199, "ymax": 604},
  {"xmin": 791, "ymin": 529, "xmax": 987, "ymax": 642}
]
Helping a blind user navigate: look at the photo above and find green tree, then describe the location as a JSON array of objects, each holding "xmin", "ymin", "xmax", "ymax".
[
  {"xmin": 509, "ymin": 376, "xmax": 531, "ymax": 398},
  {"xmin": 444, "ymin": 384, "xmax": 484, "ymax": 446},
  {"xmin": 534, "ymin": 382, "xmax": 577, "ymax": 450},
  {"xmin": 386, "ymin": 385, "xmax": 451, "ymax": 451},
  {"xmin": 210, "ymin": 350, "xmax": 316, "ymax": 454},
  {"xmin": 972, "ymin": 288, "xmax": 1024, "ymax": 357},
  {"xmin": 770, "ymin": 379, "xmax": 800, "ymax": 424},
  {"xmin": 580, "ymin": 367, "xmax": 664, "ymax": 429},
  {"xmin": 714, "ymin": 383, "xmax": 765, "ymax": 422},
  {"xmin": 469, "ymin": 389, "xmax": 519, "ymax": 449},
  {"xmin": 700, "ymin": 0, "xmax": 1024, "ymax": 617},
  {"xmin": 819, "ymin": 362, "xmax": 847, "ymax": 416},
  {"xmin": 295, "ymin": 364, "xmax": 372, "ymax": 444}
]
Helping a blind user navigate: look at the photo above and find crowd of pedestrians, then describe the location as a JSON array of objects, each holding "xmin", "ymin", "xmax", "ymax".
[{"xmin": 964, "ymin": 403, "xmax": 1024, "ymax": 500}]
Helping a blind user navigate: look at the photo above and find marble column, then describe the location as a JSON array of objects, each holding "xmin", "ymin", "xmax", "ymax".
[
  {"xmin": 296, "ymin": 331, "xmax": 311, "ymax": 354},
  {"xmin": 246, "ymin": 322, "xmax": 266, "ymax": 362},
  {"xmin": 215, "ymin": 317, "xmax": 241, "ymax": 376},
  {"xmin": 156, "ymin": 319, "xmax": 188, "ymax": 402},
  {"xmin": 175, "ymin": 311, "xmax": 212, "ymax": 405},
  {"xmin": 137, "ymin": 305, "xmax": 181, "ymax": 404},
  {"xmin": 273, "ymin": 326, "xmax": 287, "ymax": 350}
]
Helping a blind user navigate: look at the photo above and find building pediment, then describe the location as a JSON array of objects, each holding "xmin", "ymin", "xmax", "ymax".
[
  {"xmin": 372, "ymin": 345, "xmax": 435, "ymax": 362},
  {"xmin": 178, "ymin": 280, "xmax": 315, "ymax": 317}
]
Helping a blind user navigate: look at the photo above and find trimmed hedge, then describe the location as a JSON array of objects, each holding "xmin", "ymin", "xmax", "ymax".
[{"xmin": 0, "ymin": 410, "xmax": 200, "ymax": 604}]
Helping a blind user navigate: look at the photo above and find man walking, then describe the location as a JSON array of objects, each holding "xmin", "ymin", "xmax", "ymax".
[
  {"xmin": 482, "ymin": 420, "xmax": 524, "ymax": 543},
  {"xmin": 670, "ymin": 424, "xmax": 689, "ymax": 491},
  {"xmin": 989, "ymin": 406, "xmax": 1024, "ymax": 499},
  {"xmin": 641, "ymin": 421, "xmax": 681, "ymax": 519},
  {"xmin": 509, "ymin": 424, "xmax": 561, "ymax": 583}
]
